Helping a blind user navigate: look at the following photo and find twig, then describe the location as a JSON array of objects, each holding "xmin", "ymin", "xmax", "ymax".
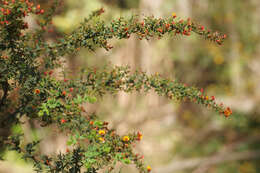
[{"xmin": 155, "ymin": 150, "xmax": 260, "ymax": 173}]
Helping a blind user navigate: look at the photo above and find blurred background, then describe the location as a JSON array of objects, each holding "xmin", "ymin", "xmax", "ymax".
[{"xmin": 1, "ymin": 0, "xmax": 260, "ymax": 172}]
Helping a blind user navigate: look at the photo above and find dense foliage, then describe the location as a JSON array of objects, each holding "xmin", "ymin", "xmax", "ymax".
[{"xmin": 0, "ymin": 0, "xmax": 231, "ymax": 172}]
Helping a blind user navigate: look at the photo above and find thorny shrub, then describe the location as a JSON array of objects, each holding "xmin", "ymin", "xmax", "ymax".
[{"xmin": 0, "ymin": 0, "xmax": 231, "ymax": 172}]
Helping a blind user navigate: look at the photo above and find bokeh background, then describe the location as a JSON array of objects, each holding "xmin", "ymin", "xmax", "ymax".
[{"xmin": 1, "ymin": 0, "xmax": 260, "ymax": 172}]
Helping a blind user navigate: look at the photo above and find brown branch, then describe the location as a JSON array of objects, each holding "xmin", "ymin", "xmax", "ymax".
[
  {"xmin": 155, "ymin": 150, "xmax": 260, "ymax": 173},
  {"xmin": 0, "ymin": 80, "xmax": 9, "ymax": 110}
]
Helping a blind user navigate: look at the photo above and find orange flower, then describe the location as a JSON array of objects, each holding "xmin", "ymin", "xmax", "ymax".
[
  {"xmin": 122, "ymin": 136, "xmax": 130, "ymax": 142},
  {"xmin": 165, "ymin": 23, "xmax": 170, "ymax": 29},
  {"xmin": 137, "ymin": 131, "xmax": 143, "ymax": 141},
  {"xmin": 62, "ymin": 91, "xmax": 66, "ymax": 96},
  {"xmin": 35, "ymin": 89, "xmax": 40, "ymax": 94},
  {"xmin": 46, "ymin": 159, "xmax": 50, "ymax": 165},
  {"xmin": 61, "ymin": 119, "xmax": 66, "ymax": 123},
  {"xmin": 157, "ymin": 28, "xmax": 163, "ymax": 33},
  {"xmin": 99, "ymin": 137, "xmax": 105, "ymax": 143},
  {"xmin": 36, "ymin": 4, "xmax": 41, "ymax": 10},
  {"xmin": 98, "ymin": 130, "xmax": 106, "ymax": 135},
  {"xmin": 224, "ymin": 107, "xmax": 232, "ymax": 117},
  {"xmin": 147, "ymin": 165, "xmax": 152, "ymax": 172}
]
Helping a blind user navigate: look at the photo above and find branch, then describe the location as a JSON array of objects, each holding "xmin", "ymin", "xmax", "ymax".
[
  {"xmin": 192, "ymin": 134, "xmax": 260, "ymax": 173},
  {"xmin": 0, "ymin": 81, "xmax": 9, "ymax": 110},
  {"xmin": 45, "ymin": 13, "xmax": 227, "ymax": 57},
  {"xmin": 155, "ymin": 150, "xmax": 260, "ymax": 173}
]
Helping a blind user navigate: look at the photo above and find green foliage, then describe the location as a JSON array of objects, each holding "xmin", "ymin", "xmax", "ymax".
[{"xmin": 0, "ymin": 0, "xmax": 231, "ymax": 172}]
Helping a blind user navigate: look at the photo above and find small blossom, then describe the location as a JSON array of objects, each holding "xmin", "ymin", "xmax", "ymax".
[
  {"xmin": 36, "ymin": 4, "xmax": 41, "ymax": 10},
  {"xmin": 224, "ymin": 107, "xmax": 232, "ymax": 117},
  {"xmin": 46, "ymin": 159, "xmax": 50, "ymax": 165},
  {"xmin": 137, "ymin": 131, "xmax": 143, "ymax": 141},
  {"xmin": 61, "ymin": 119, "xmax": 66, "ymax": 123},
  {"xmin": 98, "ymin": 130, "xmax": 106, "ymax": 135},
  {"xmin": 62, "ymin": 91, "xmax": 66, "ymax": 96},
  {"xmin": 6, "ymin": 9, "xmax": 11, "ymax": 15},
  {"xmin": 172, "ymin": 12, "xmax": 177, "ymax": 18},
  {"xmin": 122, "ymin": 136, "xmax": 130, "ymax": 142},
  {"xmin": 147, "ymin": 165, "xmax": 152, "ymax": 172},
  {"xmin": 99, "ymin": 137, "xmax": 105, "ymax": 143},
  {"xmin": 35, "ymin": 89, "xmax": 40, "ymax": 94},
  {"xmin": 157, "ymin": 28, "xmax": 163, "ymax": 33},
  {"xmin": 40, "ymin": 9, "xmax": 44, "ymax": 14}
]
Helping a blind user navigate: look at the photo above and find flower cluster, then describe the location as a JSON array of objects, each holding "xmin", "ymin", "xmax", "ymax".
[{"xmin": 0, "ymin": 0, "xmax": 44, "ymax": 26}]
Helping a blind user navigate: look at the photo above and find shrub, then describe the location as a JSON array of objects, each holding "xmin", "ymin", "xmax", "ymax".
[{"xmin": 0, "ymin": 0, "xmax": 230, "ymax": 172}]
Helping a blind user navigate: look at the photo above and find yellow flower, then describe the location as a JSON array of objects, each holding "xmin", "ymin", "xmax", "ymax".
[
  {"xmin": 147, "ymin": 165, "xmax": 152, "ymax": 172},
  {"xmin": 122, "ymin": 136, "xmax": 130, "ymax": 142},
  {"xmin": 172, "ymin": 12, "xmax": 177, "ymax": 18},
  {"xmin": 99, "ymin": 137, "xmax": 105, "ymax": 143},
  {"xmin": 98, "ymin": 130, "xmax": 106, "ymax": 135}
]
